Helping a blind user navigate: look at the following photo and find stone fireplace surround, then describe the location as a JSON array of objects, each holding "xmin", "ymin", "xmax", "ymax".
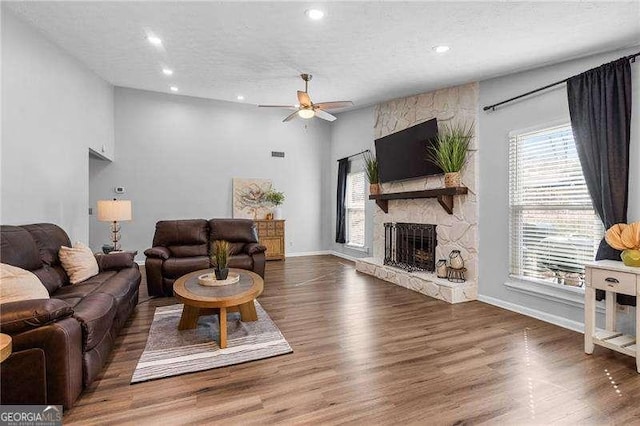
[{"xmin": 355, "ymin": 82, "xmax": 479, "ymax": 304}]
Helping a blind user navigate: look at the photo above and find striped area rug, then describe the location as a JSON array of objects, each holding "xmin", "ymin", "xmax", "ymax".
[{"xmin": 131, "ymin": 301, "xmax": 292, "ymax": 383}]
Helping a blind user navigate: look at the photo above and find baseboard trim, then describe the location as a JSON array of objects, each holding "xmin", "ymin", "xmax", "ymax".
[
  {"xmin": 477, "ymin": 294, "xmax": 585, "ymax": 334},
  {"xmin": 286, "ymin": 250, "xmax": 331, "ymax": 258}
]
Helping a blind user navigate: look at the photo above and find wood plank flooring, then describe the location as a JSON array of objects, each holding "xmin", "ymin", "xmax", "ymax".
[{"xmin": 64, "ymin": 256, "xmax": 640, "ymax": 424}]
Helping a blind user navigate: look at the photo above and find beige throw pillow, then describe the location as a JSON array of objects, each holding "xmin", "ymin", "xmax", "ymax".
[
  {"xmin": 0, "ymin": 263, "xmax": 50, "ymax": 304},
  {"xmin": 59, "ymin": 242, "xmax": 99, "ymax": 284}
]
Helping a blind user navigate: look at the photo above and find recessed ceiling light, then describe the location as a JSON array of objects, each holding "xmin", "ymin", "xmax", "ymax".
[
  {"xmin": 237, "ymin": 95, "xmax": 245, "ymax": 101},
  {"xmin": 433, "ymin": 45, "xmax": 450, "ymax": 53},
  {"xmin": 305, "ymin": 9, "xmax": 324, "ymax": 20},
  {"xmin": 162, "ymin": 68, "xmax": 173, "ymax": 76},
  {"xmin": 170, "ymin": 86, "xmax": 178, "ymax": 92},
  {"xmin": 147, "ymin": 35, "xmax": 163, "ymax": 46}
]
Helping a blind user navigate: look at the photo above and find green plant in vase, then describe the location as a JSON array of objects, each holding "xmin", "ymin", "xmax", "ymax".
[
  {"xmin": 364, "ymin": 151, "xmax": 381, "ymax": 195},
  {"xmin": 264, "ymin": 188, "xmax": 285, "ymax": 220},
  {"xmin": 211, "ymin": 240, "xmax": 230, "ymax": 280},
  {"xmin": 427, "ymin": 122, "xmax": 474, "ymax": 187}
]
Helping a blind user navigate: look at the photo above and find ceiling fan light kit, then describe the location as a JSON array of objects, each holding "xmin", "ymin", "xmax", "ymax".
[
  {"xmin": 259, "ymin": 74, "xmax": 353, "ymax": 123},
  {"xmin": 298, "ymin": 109, "xmax": 315, "ymax": 119}
]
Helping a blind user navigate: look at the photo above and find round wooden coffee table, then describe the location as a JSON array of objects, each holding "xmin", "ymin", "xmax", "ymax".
[
  {"xmin": 0, "ymin": 334, "xmax": 11, "ymax": 363},
  {"xmin": 173, "ymin": 268, "xmax": 263, "ymax": 349}
]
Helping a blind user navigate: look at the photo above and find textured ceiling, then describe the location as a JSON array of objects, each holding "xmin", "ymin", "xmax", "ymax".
[{"xmin": 5, "ymin": 1, "xmax": 640, "ymax": 109}]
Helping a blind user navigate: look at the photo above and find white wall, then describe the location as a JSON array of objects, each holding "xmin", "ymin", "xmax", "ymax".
[
  {"xmin": 324, "ymin": 107, "xmax": 376, "ymax": 258},
  {"xmin": 89, "ymin": 87, "xmax": 330, "ymax": 258},
  {"xmin": 1, "ymin": 9, "xmax": 114, "ymax": 242},
  {"xmin": 478, "ymin": 46, "xmax": 640, "ymax": 330}
]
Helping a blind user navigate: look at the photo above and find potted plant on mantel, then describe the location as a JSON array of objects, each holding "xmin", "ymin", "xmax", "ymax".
[
  {"xmin": 264, "ymin": 188, "xmax": 285, "ymax": 220},
  {"xmin": 364, "ymin": 151, "xmax": 381, "ymax": 195},
  {"xmin": 427, "ymin": 122, "xmax": 474, "ymax": 188},
  {"xmin": 211, "ymin": 240, "xmax": 230, "ymax": 280}
]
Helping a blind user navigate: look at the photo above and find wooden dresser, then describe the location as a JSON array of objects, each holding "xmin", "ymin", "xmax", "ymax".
[{"xmin": 255, "ymin": 220, "xmax": 285, "ymax": 261}]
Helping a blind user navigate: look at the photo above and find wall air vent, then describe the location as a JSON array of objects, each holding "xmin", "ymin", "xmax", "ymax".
[{"xmin": 271, "ymin": 151, "xmax": 285, "ymax": 158}]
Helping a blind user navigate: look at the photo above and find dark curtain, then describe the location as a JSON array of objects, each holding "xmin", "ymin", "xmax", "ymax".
[
  {"xmin": 567, "ymin": 57, "xmax": 633, "ymax": 304},
  {"xmin": 335, "ymin": 158, "xmax": 349, "ymax": 243}
]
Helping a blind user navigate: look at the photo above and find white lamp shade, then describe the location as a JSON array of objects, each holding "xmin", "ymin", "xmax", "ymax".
[{"xmin": 97, "ymin": 200, "xmax": 132, "ymax": 222}]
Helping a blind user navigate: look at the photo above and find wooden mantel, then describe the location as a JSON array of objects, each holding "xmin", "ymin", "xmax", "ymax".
[{"xmin": 369, "ymin": 187, "xmax": 468, "ymax": 214}]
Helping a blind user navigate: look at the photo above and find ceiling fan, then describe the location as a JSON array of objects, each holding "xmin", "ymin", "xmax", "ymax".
[{"xmin": 259, "ymin": 74, "xmax": 353, "ymax": 123}]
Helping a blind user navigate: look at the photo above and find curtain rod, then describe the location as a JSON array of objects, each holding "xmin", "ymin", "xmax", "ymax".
[
  {"xmin": 337, "ymin": 149, "xmax": 370, "ymax": 161},
  {"xmin": 483, "ymin": 51, "xmax": 640, "ymax": 112}
]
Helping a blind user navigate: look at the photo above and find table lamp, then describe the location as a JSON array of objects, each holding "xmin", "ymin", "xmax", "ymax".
[{"xmin": 97, "ymin": 199, "xmax": 132, "ymax": 251}]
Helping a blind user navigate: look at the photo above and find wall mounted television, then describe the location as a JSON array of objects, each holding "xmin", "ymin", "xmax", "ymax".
[{"xmin": 374, "ymin": 118, "xmax": 442, "ymax": 183}]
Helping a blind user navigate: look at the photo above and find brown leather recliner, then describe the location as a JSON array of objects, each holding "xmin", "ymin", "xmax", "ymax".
[
  {"xmin": 0, "ymin": 223, "xmax": 141, "ymax": 409},
  {"xmin": 144, "ymin": 219, "xmax": 266, "ymax": 297}
]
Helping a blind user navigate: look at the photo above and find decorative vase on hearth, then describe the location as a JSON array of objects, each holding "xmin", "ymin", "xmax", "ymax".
[
  {"xmin": 449, "ymin": 250, "xmax": 464, "ymax": 270},
  {"xmin": 436, "ymin": 259, "xmax": 448, "ymax": 278}
]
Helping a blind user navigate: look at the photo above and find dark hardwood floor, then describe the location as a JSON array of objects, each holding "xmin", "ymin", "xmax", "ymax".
[{"xmin": 64, "ymin": 255, "xmax": 640, "ymax": 424}]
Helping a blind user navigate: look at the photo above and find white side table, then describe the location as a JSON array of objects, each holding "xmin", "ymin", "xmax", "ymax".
[{"xmin": 584, "ymin": 260, "xmax": 640, "ymax": 372}]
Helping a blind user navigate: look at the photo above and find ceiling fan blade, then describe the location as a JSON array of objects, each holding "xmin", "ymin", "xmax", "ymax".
[
  {"xmin": 282, "ymin": 110, "xmax": 300, "ymax": 123},
  {"xmin": 314, "ymin": 109, "xmax": 337, "ymax": 122},
  {"xmin": 258, "ymin": 105, "xmax": 297, "ymax": 110},
  {"xmin": 315, "ymin": 101, "xmax": 354, "ymax": 110},
  {"xmin": 297, "ymin": 91, "xmax": 311, "ymax": 107}
]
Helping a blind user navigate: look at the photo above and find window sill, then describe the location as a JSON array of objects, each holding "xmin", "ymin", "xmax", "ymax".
[
  {"xmin": 504, "ymin": 276, "xmax": 604, "ymax": 313},
  {"xmin": 344, "ymin": 244, "xmax": 369, "ymax": 253}
]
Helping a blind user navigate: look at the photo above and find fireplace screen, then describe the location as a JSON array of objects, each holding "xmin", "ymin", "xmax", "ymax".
[{"xmin": 384, "ymin": 223, "xmax": 437, "ymax": 272}]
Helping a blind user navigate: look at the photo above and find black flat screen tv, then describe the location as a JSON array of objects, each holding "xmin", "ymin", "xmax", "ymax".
[{"xmin": 375, "ymin": 118, "xmax": 441, "ymax": 183}]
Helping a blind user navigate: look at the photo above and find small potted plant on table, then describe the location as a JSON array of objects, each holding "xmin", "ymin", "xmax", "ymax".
[
  {"xmin": 211, "ymin": 240, "xmax": 230, "ymax": 280},
  {"xmin": 265, "ymin": 188, "xmax": 285, "ymax": 220},
  {"xmin": 427, "ymin": 122, "xmax": 474, "ymax": 188},
  {"xmin": 364, "ymin": 151, "xmax": 381, "ymax": 195}
]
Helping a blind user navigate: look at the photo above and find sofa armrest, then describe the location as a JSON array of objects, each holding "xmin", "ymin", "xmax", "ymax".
[
  {"xmin": 144, "ymin": 246, "xmax": 170, "ymax": 260},
  {"xmin": 95, "ymin": 251, "xmax": 137, "ymax": 271},
  {"xmin": 9, "ymin": 318, "xmax": 83, "ymax": 409},
  {"xmin": 244, "ymin": 243, "xmax": 267, "ymax": 255},
  {"xmin": 1, "ymin": 348, "xmax": 47, "ymax": 405},
  {"xmin": 0, "ymin": 299, "xmax": 73, "ymax": 335}
]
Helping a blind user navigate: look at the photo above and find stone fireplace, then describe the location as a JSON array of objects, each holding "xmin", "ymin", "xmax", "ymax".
[
  {"xmin": 384, "ymin": 223, "xmax": 436, "ymax": 272},
  {"xmin": 355, "ymin": 82, "xmax": 479, "ymax": 304}
]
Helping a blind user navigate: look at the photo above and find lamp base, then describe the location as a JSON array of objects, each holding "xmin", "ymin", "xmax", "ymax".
[
  {"xmin": 102, "ymin": 244, "xmax": 115, "ymax": 254},
  {"xmin": 110, "ymin": 221, "xmax": 121, "ymax": 251}
]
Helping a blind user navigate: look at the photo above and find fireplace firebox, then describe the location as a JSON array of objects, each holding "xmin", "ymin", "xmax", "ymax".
[{"xmin": 384, "ymin": 223, "xmax": 436, "ymax": 272}]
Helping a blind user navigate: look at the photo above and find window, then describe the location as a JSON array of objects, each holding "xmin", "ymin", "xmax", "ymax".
[
  {"xmin": 509, "ymin": 123, "xmax": 602, "ymax": 284},
  {"xmin": 346, "ymin": 170, "xmax": 366, "ymax": 247}
]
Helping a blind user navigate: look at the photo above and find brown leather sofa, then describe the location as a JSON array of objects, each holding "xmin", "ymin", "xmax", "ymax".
[
  {"xmin": 0, "ymin": 223, "xmax": 141, "ymax": 409},
  {"xmin": 144, "ymin": 219, "xmax": 266, "ymax": 296}
]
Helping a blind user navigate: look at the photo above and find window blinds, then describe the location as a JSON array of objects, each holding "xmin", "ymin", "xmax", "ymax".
[
  {"xmin": 346, "ymin": 171, "xmax": 366, "ymax": 247},
  {"xmin": 509, "ymin": 124, "xmax": 601, "ymax": 281}
]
